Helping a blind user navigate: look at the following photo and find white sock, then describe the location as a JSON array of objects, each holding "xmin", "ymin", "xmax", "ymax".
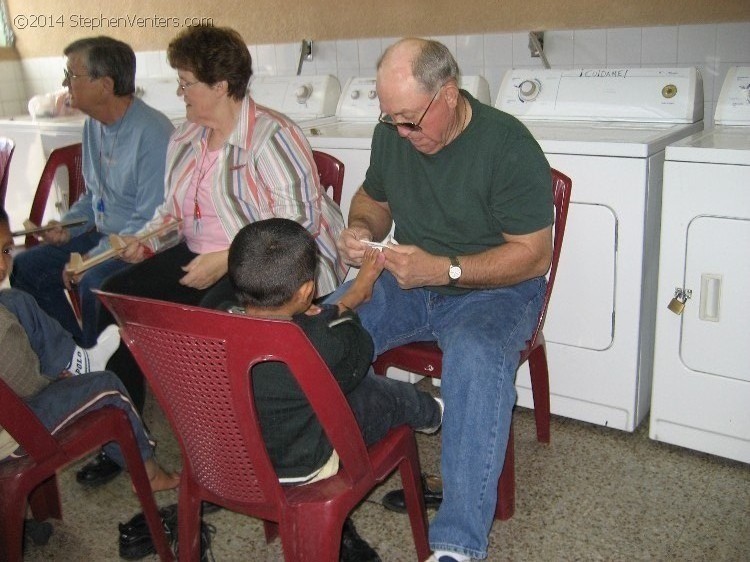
[
  {"xmin": 67, "ymin": 325, "xmax": 121, "ymax": 376},
  {"xmin": 434, "ymin": 550, "xmax": 470, "ymax": 562}
]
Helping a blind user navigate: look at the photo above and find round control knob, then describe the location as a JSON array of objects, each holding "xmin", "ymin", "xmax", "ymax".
[
  {"xmin": 295, "ymin": 84, "xmax": 312, "ymax": 103},
  {"xmin": 350, "ymin": 90, "xmax": 360, "ymax": 100},
  {"xmin": 367, "ymin": 90, "xmax": 378, "ymax": 100},
  {"xmin": 518, "ymin": 79, "xmax": 541, "ymax": 102}
]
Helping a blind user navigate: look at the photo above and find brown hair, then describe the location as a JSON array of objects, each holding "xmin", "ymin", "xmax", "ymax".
[{"xmin": 167, "ymin": 25, "xmax": 252, "ymax": 101}]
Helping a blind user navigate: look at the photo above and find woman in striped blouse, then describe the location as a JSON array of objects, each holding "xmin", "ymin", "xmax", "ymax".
[{"xmin": 95, "ymin": 25, "xmax": 346, "ymax": 418}]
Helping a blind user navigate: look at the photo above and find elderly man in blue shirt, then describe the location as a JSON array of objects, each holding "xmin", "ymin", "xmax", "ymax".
[{"xmin": 11, "ymin": 36, "xmax": 173, "ymax": 349}]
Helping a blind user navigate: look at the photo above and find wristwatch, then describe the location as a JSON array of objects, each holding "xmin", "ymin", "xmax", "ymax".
[{"xmin": 448, "ymin": 256, "xmax": 462, "ymax": 286}]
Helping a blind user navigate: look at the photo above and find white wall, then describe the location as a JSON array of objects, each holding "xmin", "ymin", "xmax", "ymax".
[{"xmin": 2, "ymin": 21, "xmax": 750, "ymax": 125}]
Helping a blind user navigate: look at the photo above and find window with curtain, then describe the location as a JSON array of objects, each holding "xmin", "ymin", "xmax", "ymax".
[{"xmin": 0, "ymin": 0, "xmax": 14, "ymax": 47}]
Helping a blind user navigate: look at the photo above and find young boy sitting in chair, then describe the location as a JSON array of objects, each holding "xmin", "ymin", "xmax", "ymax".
[
  {"xmin": 228, "ymin": 218, "xmax": 443, "ymax": 561},
  {"xmin": 0, "ymin": 207, "xmax": 178, "ymax": 493}
]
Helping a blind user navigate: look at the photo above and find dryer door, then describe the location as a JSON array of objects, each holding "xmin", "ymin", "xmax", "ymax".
[{"xmin": 681, "ymin": 215, "xmax": 750, "ymax": 381}]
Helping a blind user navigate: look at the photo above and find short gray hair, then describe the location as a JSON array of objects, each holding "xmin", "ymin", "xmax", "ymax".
[{"xmin": 64, "ymin": 37, "xmax": 136, "ymax": 97}]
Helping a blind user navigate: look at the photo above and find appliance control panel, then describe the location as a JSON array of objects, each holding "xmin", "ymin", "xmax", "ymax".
[
  {"xmin": 251, "ymin": 75, "xmax": 341, "ymax": 119},
  {"xmin": 715, "ymin": 66, "xmax": 750, "ymax": 125},
  {"xmin": 496, "ymin": 67, "xmax": 704, "ymax": 123},
  {"xmin": 335, "ymin": 75, "xmax": 493, "ymax": 121},
  {"xmin": 336, "ymin": 77, "xmax": 381, "ymax": 121}
]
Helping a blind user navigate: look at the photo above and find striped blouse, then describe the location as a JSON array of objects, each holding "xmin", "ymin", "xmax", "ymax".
[{"xmin": 139, "ymin": 95, "xmax": 347, "ymax": 296}]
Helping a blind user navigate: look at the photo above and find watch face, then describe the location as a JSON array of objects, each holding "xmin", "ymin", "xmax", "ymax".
[{"xmin": 449, "ymin": 265, "xmax": 461, "ymax": 279}]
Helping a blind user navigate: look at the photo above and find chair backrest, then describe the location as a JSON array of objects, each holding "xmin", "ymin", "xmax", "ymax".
[
  {"xmin": 526, "ymin": 168, "xmax": 572, "ymax": 351},
  {"xmin": 96, "ymin": 291, "xmax": 373, "ymax": 512},
  {"xmin": 26, "ymin": 143, "xmax": 85, "ymax": 248},
  {"xmin": 0, "ymin": 137, "xmax": 15, "ymax": 207},
  {"xmin": 312, "ymin": 150, "xmax": 344, "ymax": 206},
  {"xmin": 0, "ymin": 378, "xmax": 61, "ymax": 462}
]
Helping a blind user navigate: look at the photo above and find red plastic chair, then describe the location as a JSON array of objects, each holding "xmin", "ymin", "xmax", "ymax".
[
  {"xmin": 20, "ymin": 143, "xmax": 87, "ymax": 320},
  {"xmin": 373, "ymin": 168, "xmax": 572, "ymax": 521},
  {"xmin": 25, "ymin": 143, "xmax": 86, "ymax": 249},
  {"xmin": 312, "ymin": 150, "xmax": 344, "ymax": 206},
  {"xmin": 96, "ymin": 291, "xmax": 431, "ymax": 562},
  {"xmin": 0, "ymin": 137, "xmax": 15, "ymax": 207},
  {"xmin": 0, "ymin": 378, "xmax": 173, "ymax": 561}
]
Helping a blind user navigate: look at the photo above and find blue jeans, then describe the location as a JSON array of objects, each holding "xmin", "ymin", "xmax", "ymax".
[
  {"xmin": 328, "ymin": 272, "xmax": 544, "ymax": 559},
  {"xmin": 10, "ymin": 231, "xmax": 131, "ymax": 347},
  {"xmin": 347, "ymin": 370, "xmax": 442, "ymax": 446},
  {"xmin": 0, "ymin": 288, "xmax": 154, "ymax": 466}
]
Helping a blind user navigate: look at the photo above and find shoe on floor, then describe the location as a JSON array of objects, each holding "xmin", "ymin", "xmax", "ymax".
[
  {"xmin": 75, "ymin": 450, "xmax": 122, "ymax": 487},
  {"xmin": 417, "ymin": 397, "xmax": 444, "ymax": 434},
  {"xmin": 382, "ymin": 473, "xmax": 443, "ymax": 513},
  {"xmin": 340, "ymin": 517, "xmax": 381, "ymax": 562}
]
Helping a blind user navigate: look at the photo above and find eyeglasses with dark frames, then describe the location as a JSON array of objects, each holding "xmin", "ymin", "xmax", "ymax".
[{"xmin": 378, "ymin": 84, "xmax": 445, "ymax": 133}]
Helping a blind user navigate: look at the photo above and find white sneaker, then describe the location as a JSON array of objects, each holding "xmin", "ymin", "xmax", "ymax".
[{"xmin": 417, "ymin": 397, "xmax": 444, "ymax": 434}]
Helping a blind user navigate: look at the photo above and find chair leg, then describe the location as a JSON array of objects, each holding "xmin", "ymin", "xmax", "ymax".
[
  {"xmin": 28, "ymin": 475, "xmax": 62, "ymax": 521},
  {"xmin": 279, "ymin": 510, "xmax": 343, "ymax": 562},
  {"xmin": 528, "ymin": 345, "xmax": 551, "ymax": 444},
  {"xmin": 177, "ymin": 480, "xmax": 203, "ymax": 562},
  {"xmin": 399, "ymin": 436, "xmax": 431, "ymax": 561},
  {"xmin": 494, "ymin": 426, "xmax": 515, "ymax": 521},
  {"xmin": 263, "ymin": 520, "xmax": 279, "ymax": 543},
  {"xmin": 0, "ymin": 491, "xmax": 29, "ymax": 562}
]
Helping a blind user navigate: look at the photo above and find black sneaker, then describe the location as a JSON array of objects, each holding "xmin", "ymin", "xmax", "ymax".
[
  {"xmin": 340, "ymin": 517, "xmax": 381, "ymax": 562},
  {"xmin": 119, "ymin": 503, "xmax": 215, "ymax": 561},
  {"xmin": 76, "ymin": 450, "xmax": 122, "ymax": 487},
  {"xmin": 381, "ymin": 473, "xmax": 443, "ymax": 513}
]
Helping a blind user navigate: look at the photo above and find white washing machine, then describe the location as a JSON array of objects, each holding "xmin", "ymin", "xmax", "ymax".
[
  {"xmin": 649, "ymin": 66, "xmax": 750, "ymax": 462},
  {"xmin": 250, "ymin": 74, "xmax": 340, "ymax": 126},
  {"xmin": 303, "ymin": 75, "xmax": 491, "ymax": 222},
  {"xmin": 496, "ymin": 67, "xmax": 704, "ymax": 432},
  {"xmin": 0, "ymin": 77, "xmax": 186, "ymax": 233}
]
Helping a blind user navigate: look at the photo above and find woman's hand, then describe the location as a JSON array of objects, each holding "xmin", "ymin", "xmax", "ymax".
[
  {"xmin": 179, "ymin": 250, "xmax": 229, "ymax": 289},
  {"xmin": 119, "ymin": 236, "xmax": 149, "ymax": 264}
]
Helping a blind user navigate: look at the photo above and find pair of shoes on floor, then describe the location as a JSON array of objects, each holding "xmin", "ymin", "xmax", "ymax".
[
  {"xmin": 424, "ymin": 555, "xmax": 463, "ymax": 562},
  {"xmin": 119, "ymin": 503, "xmax": 216, "ymax": 561},
  {"xmin": 382, "ymin": 472, "xmax": 443, "ymax": 513},
  {"xmin": 75, "ymin": 450, "xmax": 122, "ymax": 487},
  {"xmin": 341, "ymin": 517, "xmax": 381, "ymax": 562}
]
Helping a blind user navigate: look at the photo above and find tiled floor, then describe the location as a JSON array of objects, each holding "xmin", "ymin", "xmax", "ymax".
[{"xmin": 22, "ymin": 379, "xmax": 750, "ymax": 561}]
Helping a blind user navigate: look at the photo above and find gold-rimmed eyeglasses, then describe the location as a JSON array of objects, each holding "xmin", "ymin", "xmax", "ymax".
[
  {"xmin": 378, "ymin": 84, "xmax": 445, "ymax": 133},
  {"xmin": 176, "ymin": 78, "xmax": 200, "ymax": 92}
]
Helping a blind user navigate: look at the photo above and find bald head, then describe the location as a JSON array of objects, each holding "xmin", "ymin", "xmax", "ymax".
[{"xmin": 377, "ymin": 38, "xmax": 460, "ymax": 93}]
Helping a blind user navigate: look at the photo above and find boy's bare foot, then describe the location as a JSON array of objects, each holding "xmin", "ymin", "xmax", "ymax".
[
  {"xmin": 136, "ymin": 459, "xmax": 180, "ymax": 493},
  {"xmin": 351, "ymin": 247, "xmax": 385, "ymax": 302}
]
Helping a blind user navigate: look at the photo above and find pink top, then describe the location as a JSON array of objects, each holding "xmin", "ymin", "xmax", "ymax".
[{"xmin": 181, "ymin": 146, "xmax": 230, "ymax": 253}]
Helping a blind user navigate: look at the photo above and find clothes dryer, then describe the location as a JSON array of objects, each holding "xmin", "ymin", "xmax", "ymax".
[
  {"xmin": 496, "ymin": 67, "xmax": 704, "ymax": 431},
  {"xmin": 650, "ymin": 66, "xmax": 750, "ymax": 462}
]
